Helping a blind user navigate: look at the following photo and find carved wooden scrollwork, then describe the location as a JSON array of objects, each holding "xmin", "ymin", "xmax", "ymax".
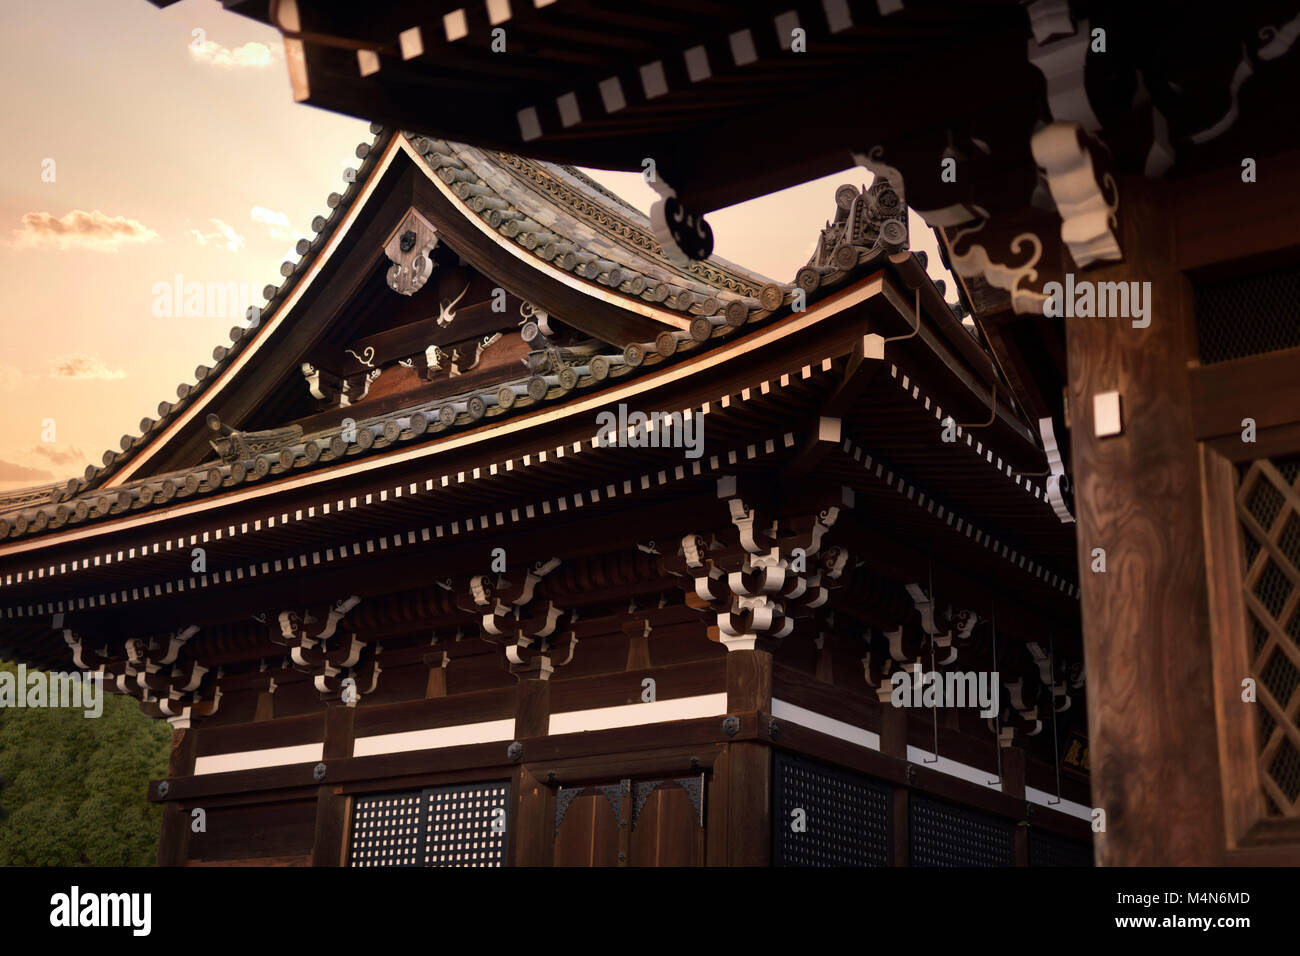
[
  {"xmin": 661, "ymin": 479, "xmax": 854, "ymax": 652},
  {"xmin": 384, "ymin": 208, "xmax": 439, "ymax": 296},
  {"xmin": 273, "ymin": 596, "xmax": 378, "ymax": 705},
  {"xmin": 64, "ymin": 624, "xmax": 220, "ymax": 729},
  {"xmin": 458, "ymin": 558, "xmax": 575, "ymax": 680}
]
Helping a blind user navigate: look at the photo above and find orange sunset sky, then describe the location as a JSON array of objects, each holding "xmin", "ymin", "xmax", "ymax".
[{"xmin": 0, "ymin": 0, "xmax": 957, "ymax": 492}]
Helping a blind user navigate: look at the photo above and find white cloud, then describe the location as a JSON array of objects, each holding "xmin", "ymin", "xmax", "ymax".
[
  {"xmin": 50, "ymin": 355, "xmax": 126, "ymax": 381},
  {"xmin": 0, "ymin": 445, "xmax": 89, "ymax": 487},
  {"xmin": 33, "ymin": 444, "xmax": 87, "ymax": 467},
  {"xmin": 189, "ymin": 39, "xmax": 283, "ymax": 69},
  {"xmin": 251, "ymin": 205, "xmax": 303, "ymax": 243},
  {"xmin": 0, "ymin": 459, "xmax": 53, "ymax": 484},
  {"xmin": 191, "ymin": 218, "xmax": 246, "ymax": 252},
  {"xmin": 10, "ymin": 210, "xmax": 159, "ymax": 252}
]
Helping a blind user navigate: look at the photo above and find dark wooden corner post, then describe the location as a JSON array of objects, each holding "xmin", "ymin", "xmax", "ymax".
[
  {"xmin": 156, "ymin": 726, "xmax": 198, "ymax": 866},
  {"xmin": 1000, "ymin": 746, "xmax": 1029, "ymax": 866},
  {"xmin": 311, "ymin": 702, "xmax": 357, "ymax": 866},
  {"xmin": 708, "ymin": 648, "xmax": 773, "ymax": 866},
  {"xmin": 879, "ymin": 700, "xmax": 910, "ymax": 865},
  {"xmin": 1066, "ymin": 175, "xmax": 1225, "ymax": 864},
  {"xmin": 509, "ymin": 674, "xmax": 555, "ymax": 867}
]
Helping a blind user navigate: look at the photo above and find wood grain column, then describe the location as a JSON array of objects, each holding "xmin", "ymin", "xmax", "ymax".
[
  {"xmin": 1001, "ymin": 746, "xmax": 1029, "ymax": 866},
  {"xmin": 879, "ymin": 699, "xmax": 910, "ymax": 865},
  {"xmin": 311, "ymin": 703, "xmax": 356, "ymax": 866},
  {"xmin": 708, "ymin": 650, "xmax": 772, "ymax": 866},
  {"xmin": 156, "ymin": 726, "xmax": 197, "ymax": 866},
  {"xmin": 510, "ymin": 678, "xmax": 554, "ymax": 866},
  {"xmin": 1066, "ymin": 175, "xmax": 1225, "ymax": 864}
]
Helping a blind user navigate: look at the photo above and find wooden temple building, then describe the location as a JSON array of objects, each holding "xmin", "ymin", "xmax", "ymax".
[
  {"xmin": 4, "ymin": 0, "xmax": 1297, "ymax": 866},
  {"xmin": 0, "ymin": 125, "xmax": 1093, "ymax": 866}
]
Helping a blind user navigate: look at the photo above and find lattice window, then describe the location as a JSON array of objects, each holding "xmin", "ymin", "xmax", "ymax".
[
  {"xmin": 424, "ymin": 782, "xmax": 510, "ymax": 867},
  {"xmin": 1027, "ymin": 828, "xmax": 1093, "ymax": 867},
  {"xmin": 1194, "ymin": 262, "xmax": 1300, "ymax": 364},
  {"xmin": 348, "ymin": 781, "xmax": 510, "ymax": 867},
  {"xmin": 349, "ymin": 793, "xmax": 425, "ymax": 867},
  {"xmin": 771, "ymin": 753, "xmax": 892, "ymax": 866},
  {"xmin": 909, "ymin": 794, "xmax": 1015, "ymax": 867},
  {"xmin": 1236, "ymin": 455, "xmax": 1300, "ymax": 816}
]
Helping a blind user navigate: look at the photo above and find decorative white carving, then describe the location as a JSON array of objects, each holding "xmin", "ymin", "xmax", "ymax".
[
  {"xmin": 453, "ymin": 333, "xmax": 502, "ymax": 376},
  {"xmin": 1030, "ymin": 121, "xmax": 1122, "ymax": 267},
  {"xmin": 1039, "ymin": 415, "xmax": 1076, "ymax": 524},
  {"xmin": 1189, "ymin": 50, "xmax": 1252, "ymax": 145},
  {"xmin": 425, "ymin": 344, "xmax": 446, "ymax": 377},
  {"xmin": 851, "ymin": 145, "xmax": 904, "ymax": 200},
  {"xmin": 345, "ymin": 346, "xmax": 375, "ymax": 368},
  {"xmin": 437, "ymin": 282, "xmax": 470, "ymax": 327},
  {"xmin": 301, "ymin": 362, "xmax": 325, "ymax": 399},
  {"xmin": 947, "ymin": 221, "xmax": 1048, "ymax": 315},
  {"xmin": 1027, "ymin": 17, "xmax": 1102, "ymax": 131},
  {"xmin": 1260, "ymin": 14, "xmax": 1300, "ymax": 59},
  {"xmin": 1024, "ymin": 0, "xmax": 1074, "ymax": 45}
]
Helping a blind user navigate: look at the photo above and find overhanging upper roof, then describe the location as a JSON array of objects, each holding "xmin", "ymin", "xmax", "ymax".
[{"xmin": 2, "ymin": 125, "xmax": 1016, "ymax": 545}]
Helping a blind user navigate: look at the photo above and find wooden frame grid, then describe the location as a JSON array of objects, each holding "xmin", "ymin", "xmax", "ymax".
[{"xmin": 1202, "ymin": 444, "xmax": 1300, "ymax": 856}]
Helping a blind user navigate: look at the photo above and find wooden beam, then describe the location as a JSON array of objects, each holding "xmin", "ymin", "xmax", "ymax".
[
  {"xmin": 1189, "ymin": 345, "xmax": 1300, "ymax": 441},
  {"xmin": 780, "ymin": 344, "xmax": 881, "ymax": 481},
  {"xmin": 335, "ymin": 298, "xmax": 524, "ymax": 376},
  {"xmin": 1174, "ymin": 147, "xmax": 1300, "ymax": 275}
]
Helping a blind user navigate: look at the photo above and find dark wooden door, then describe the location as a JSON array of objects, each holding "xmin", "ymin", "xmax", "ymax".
[{"xmin": 553, "ymin": 777, "xmax": 706, "ymax": 866}]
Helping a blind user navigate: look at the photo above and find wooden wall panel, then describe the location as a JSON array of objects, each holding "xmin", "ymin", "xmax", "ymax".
[
  {"xmin": 196, "ymin": 712, "xmax": 324, "ymax": 756},
  {"xmin": 630, "ymin": 785, "xmax": 704, "ymax": 867},
  {"xmin": 355, "ymin": 686, "xmax": 515, "ymax": 737},
  {"xmin": 549, "ymin": 659, "xmax": 725, "ymax": 712},
  {"xmin": 186, "ymin": 800, "xmax": 317, "ymax": 864},
  {"xmin": 553, "ymin": 793, "xmax": 621, "ymax": 867}
]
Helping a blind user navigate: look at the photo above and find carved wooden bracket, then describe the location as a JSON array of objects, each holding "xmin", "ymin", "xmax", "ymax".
[
  {"xmin": 384, "ymin": 208, "xmax": 438, "ymax": 296},
  {"xmin": 1030, "ymin": 121, "xmax": 1121, "ymax": 269},
  {"xmin": 662, "ymin": 478, "xmax": 853, "ymax": 653},
  {"xmin": 458, "ymin": 558, "xmax": 575, "ymax": 680},
  {"xmin": 273, "ymin": 596, "xmax": 378, "ymax": 705},
  {"xmin": 64, "ymin": 623, "xmax": 220, "ymax": 729}
]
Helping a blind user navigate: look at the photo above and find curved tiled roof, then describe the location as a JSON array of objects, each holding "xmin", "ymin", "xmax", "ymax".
[{"xmin": 0, "ymin": 129, "xmax": 928, "ymax": 543}]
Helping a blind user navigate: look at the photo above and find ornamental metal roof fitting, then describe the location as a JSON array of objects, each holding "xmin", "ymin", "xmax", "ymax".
[
  {"xmin": 864, "ymin": 287, "xmax": 922, "ymax": 360},
  {"xmin": 954, "ymin": 382, "xmax": 998, "ymax": 431}
]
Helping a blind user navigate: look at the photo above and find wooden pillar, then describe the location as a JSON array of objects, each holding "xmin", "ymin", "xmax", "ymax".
[
  {"xmin": 1001, "ymin": 746, "xmax": 1028, "ymax": 866},
  {"xmin": 725, "ymin": 649, "xmax": 771, "ymax": 713},
  {"xmin": 1066, "ymin": 175, "xmax": 1225, "ymax": 864},
  {"xmin": 879, "ymin": 699, "xmax": 910, "ymax": 865},
  {"xmin": 156, "ymin": 726, "xmax": 197, "ymax": 866},
  {"xmin": 509, "ymin": 678, "xmax": 554, "ymax": 866},
  {"xmin": 623, "ymin": 619, "xmax": 652, "ymax": 671},
  {"xmin": 424, "ymin": 651, "xmax": 449, "ymax": 698},
  {"xmin": 311, "ymin": 703, "xmax": 356, "ymax": 866},
  {"xmin": 707, "ymin": 650, "xmax": 772, "ymax": 866}
]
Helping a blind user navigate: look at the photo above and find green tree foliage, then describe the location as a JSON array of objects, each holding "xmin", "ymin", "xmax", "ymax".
[{"xmin": 0, "ymin": 661, "xmax": 170, "ymax": 865}]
